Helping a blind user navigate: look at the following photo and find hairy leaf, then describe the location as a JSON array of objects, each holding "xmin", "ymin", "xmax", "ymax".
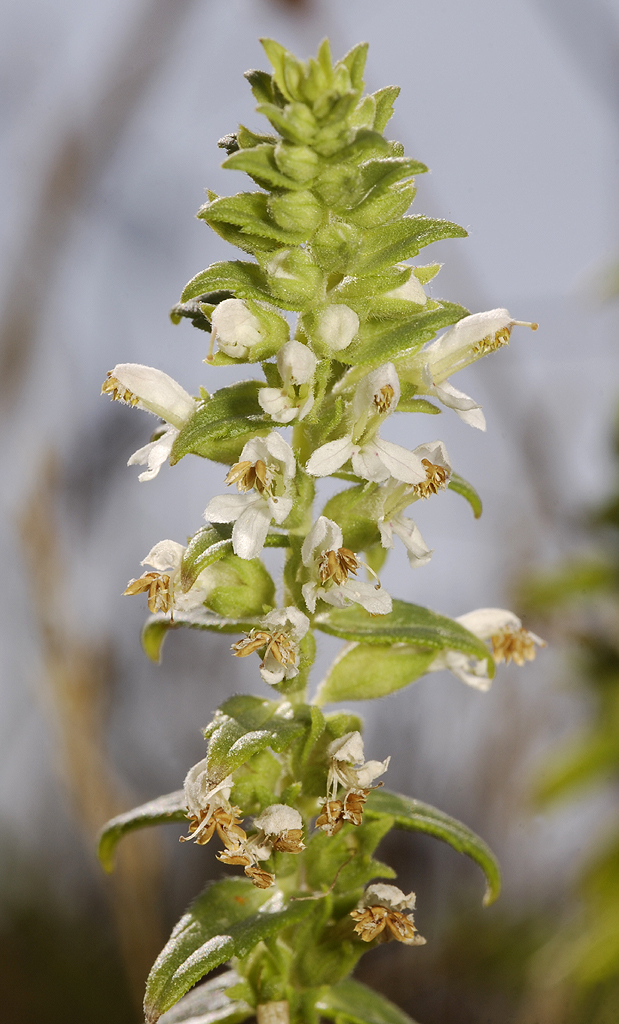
[
  {"xmin": 338, "ymin": 302, "xmax": 469, "ymax": 366},
  {"xmin": 144, "ymin": 880, "xmax": 315, "ymax": 1022},
  {"xmin": 317, "ymin": 978, "xmax": 419, "ymax": 1024},
  {"xmin": 158, "ymin": 971, "xmax": 252, "ymax": 1024},
  {"xmin": 448, "ymin": 473, "xmax": 483, "ymax": 519},
  {"xmin": 366, "ymin": 788, "xmax": 501, "ymax": 906},
  {"xmin": 141, "ymin": 613, "xmax": 263, "ymax": 664},
  {"xmin": 98, "ymin": 792, "xmax": 187, "ymax": 873},
  {"xmin": 171, "ymin": 381, "xmax": 271, "ymax": 465},
  {"xmin": 181, "ymin": 261, "xmax": 273, "ymax": 304},
  {"xmin": 316, "ymin": 643, "xmax": 436, "ymax": 703}
]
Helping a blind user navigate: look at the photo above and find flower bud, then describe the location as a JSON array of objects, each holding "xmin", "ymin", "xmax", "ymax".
[
  {"xmin": 210, "ymin": 299, "xmax": 262, "ymax": 359},
  {"xmin": 268, "ymin": 190, "xmax": 323, "ymax": 234},
  {"xmin": 273, "ymin": 142, "xmax": 319, "ymax": 182},
  {"xmin": 311, "ymin": 304, "xmax": 359, "ymax": 355},
  {"xmin": 263, "ymin": 249, "xmax": 325, "ymax": 307}
]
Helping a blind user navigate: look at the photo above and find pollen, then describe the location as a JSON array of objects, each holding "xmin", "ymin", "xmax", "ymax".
[
  {"xmin": 244, "ymin": 865, "xmax": 275, "ymax": 889},
  {"xmin": 101, "ymin": 372, "xmax": 140, "ymax": 406},
  {"xmin": 473, "ymin": 328, "xmax": 511, "ymax": 355},
  {"xmin": 415, "ymin": 459, "xmax": 449, "ymax": 499},
  {"xmin": 123, "ymin": 572, "xmax": 174, "ymax": 616},
  {"xmin": 231, "ymin": 629, "xmax": 296, "ymax": 668},
  {"xmin": 316, "ymin": 799, "xmax": 345, "ymax": 836},
  {"xmin": 226, "ymin": 459, "xmax": 271, "ymax": 495},
  {"xmin": 491, "ymin": 627, "xmax": 543, "ymax": 667},
  {"xmin": 373, "ymin": 384, "xmax": 396, "ymax": 414}
]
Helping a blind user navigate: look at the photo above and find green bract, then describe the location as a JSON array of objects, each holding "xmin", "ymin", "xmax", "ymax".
[{"xmin": 101, "ymin": 37, "xmax": 542, "ymax": 1024}]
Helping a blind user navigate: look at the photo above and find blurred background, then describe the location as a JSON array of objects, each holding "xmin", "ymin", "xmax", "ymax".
[{"xmin": 2, "ymin": 0, "xmax": 619, "ymax": 1021}]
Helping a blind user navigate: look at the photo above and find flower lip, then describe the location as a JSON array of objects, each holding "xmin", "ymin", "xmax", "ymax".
[
  {"xmin": 362, "ymin": 883, "xmax": 417, "ymax": 913},
  {"xmin": 107, "ymin": 363, "xmax": 196, "ymax": 429},
  {"xmin": 253, "ymin": 803, "xmax": 303, "ymax": 835}
]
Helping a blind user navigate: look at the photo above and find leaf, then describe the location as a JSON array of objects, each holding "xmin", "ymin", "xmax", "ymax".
[
  {"xmin": 318, "ymin": 978, "xmax": 420, "ymax": 1024},
  {"xmin": 141, "ymin": 613, "xmax": 263, "ymax": 664},
  {"xmin": 223, "ymin": 145, "xmax": 306, "ymax": 190},
  {"xmin": 316, "ymin": 643, "xmax": 436, "ymax": 703},
  {"xmin": 158, "ymin": 971, "xmax": 253, "ymax": 1024},
  {"xmin": 205, "ymin": 699, "xmax": 306, "ymax": 782},
  {"xmin": 338, "ymin": 302, "xmax": 470, "ymax": 366},
  {"xmin": 181, "ymin": 526, "xmax": 233, "ymax": 590},
  {"xmin": 314, "ymin": 599, "xmax": 492, "ymax": 663},
  {"xmin": 200, "ymin": 192, "xmax": 308, "ymax": 245},
  {"xmin": 359, "ymin": 157, "xmax": 426, "ymax": 193},
  {"xmin": 171, "ymin": 381, "xmax": 271, "ymax": 465},
  {"xmin": 97, "ymin": 792, "xmax": 187, "ymax": 873},
  {"xmin": 180, "ymin": 261, "xmax": 273, "ymax": 304},
  {"xmin": 144, "ymin": 880, "xmax": 315, "ymax": 1023},
  {"xmin": 365, "ymin": 788, "xmax": 501, "ymax": 906},
  {"xmin": 352, "ymin": 216, "xmax": 467, "ymax": 275},
  {"xmin": 448, "ymin": 473, "xmax": 483, "ymax": 519},
  {"xmin": 371, "ymin": 86, "xmax": 401, "ymax": 133}
]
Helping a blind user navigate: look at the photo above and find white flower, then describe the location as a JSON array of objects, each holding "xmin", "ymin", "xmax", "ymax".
[
  {"xmin": 123, "ymin": 539, "xmax": 214, "ymax": 619},
  {"xmin": 209, "ymin": 298, "xmax": 264, "ymax": 359},
  {"xmin": 306, "ymin": 364, "xmax": 426, "ymax": 485},
  {"xmin": 427, "ymin": 607, "xmax": 546, "ymax": 690},
  {"xmin": 398, "ymin": 309, "xmax": 538, "ymax": 430},
  {"xmin": 315, "ymin": 304, "xmax": 360, "ymax": 352},
  {"xmin": 102, "ymin": 363, "xmax": 196, "ymax": 481},
  {"xmin": 231, "ymin": 606, "xmax": 310, "ymax": 685},
  {"xmin": 384, "ymin": 273, "xmax": 428, "ymax": 305},
  {"xmin": 254, "ymin": 804, "xmax": 303, "ymax": 835},
  {"xmin": 301, "ymin": 516, "xmax": 392, "ymax": 615},
  {"xmin": 327, "ymin": 731, "xmax": 390, "ymax": 798},
  {"xmin": 361, "ymin": 883, "xmax": 417, "ymax": 913},
  {"xmin": 258, "ymin": 340, "xmax": 317, "ymax": 423},
  {"xmin": 378, "ymin": 512, "xmax": 432, "ymax": 568},
  {"xmin": 204, "ymin": 432, "xmax": 295, "ymax": 560}
]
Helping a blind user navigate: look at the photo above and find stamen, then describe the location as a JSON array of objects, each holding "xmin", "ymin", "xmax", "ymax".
[
  {"xmin": 123, "ymin": 572, "xmax": 174, "ymax": 617},
  {"xmin": 225, "ymin": 459, "xmax": 272, "ymax": 495},
  {"xmin": 373, "ymin": 384, "xmax": 396, "ymax": 414},
  {"xmin": 231, "ymin": 629, "xmax": 296, "ymax": 667},
  {"xmin": 101, "ymin": 372, "xmax": 139, "ymax": 406},
  {"xmin": 491, "ymin": 627, "xmax": 545, "ymax": 667},
  {"xmin": 415, "ymin": 459, "xmax": 449, "ymax": 499},
  {"xmin": 473, "ymin": 320, "xmax": 538, "ymax": 356}
]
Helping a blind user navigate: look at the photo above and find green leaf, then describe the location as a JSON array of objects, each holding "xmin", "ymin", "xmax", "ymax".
[
  {"xmin": 353, "ymin": 216, "xmax": 467, "ymax": 275},
  {"xmin": 365, "ymin": 788, "xmax": 501, "ymax": 906},
  {"xmin": 171, "ymin": 381, "xmax": 270, "ymax": 465},
  {"xmin": 181, "ymin": 525, "xmax": 233, "ymax": 590},
  {"xmin": 303, "ymin": 815, "xmax": 395, "ymax": 896},
  {"xmin": 338, "ymin": 302, "xmax": 470, "ymax": 366},
  {"xmin": 181, "ymin": 261, "xmax": 273, "ymax": 304},
  {"xmin": 200, "ymin": 192, "xmax": 309, "ymax": 246},
  {"xmin": 397, "ymin": 397, "xmax": 441, "ymax": 415},
  {"xmin": 448, "ymin": 473, "xmax": 483, "ymax": 519},
  {"xmin": 158, "ymin": 971, "xmax": 252, "ymax": 1024},
  {"xmin": 316, "ymin": 643, "xmax": 436, "ymax": 703},
  {"xmin": 244, "ymin": 68, "xmax": 278, "ymax": 107},
  {"xmin": 141, "ymin": 613, "xmax": 263, "ymax": 664},
  {"xmin": 97, "ymin": 792, "xmax": 187, "ymax": 873},
  {"xmin": 314, "ymin": 598, "xmax": 493, "ymax": 664},
  {"xmin": 359, "ymin": 157, "xmax": 426, "ymax": 193},
  {"xmin": 205, "ymin": 699, "xmax": 306, "ymax": 782},
  {"xmin": 371, "ymin": 86, "xmax": 401, "ymax": 133},
  {"xmin": 144, "ymin": 879, "xmax": 315, "ymax": 1022},
  {"xmin": 339, "ymin": 42, "xmax": 368, "ymax": 92},
  {"xmin": 223, "ymin": 144, "xmax": 306, "ymax": 191},
  {"xmin": 318, "ymin": 978, "xmax": 419, "ymax": 1024}
]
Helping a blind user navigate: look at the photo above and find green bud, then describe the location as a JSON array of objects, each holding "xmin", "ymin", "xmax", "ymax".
[
  {"xmin": 273, "ymin": 141, "xmax": 319, "ymax": 182},
  {"xmin": 261, "ymin": 249, "xmax": 325, "ymax": 308},
  {"xmin": 267, "ymin": 190, "xmax": 323, "ymax": 234},
  {"xmin": 201, "ymin": 552, "xmax": 275, "ymax": 618},
  {"xmin": 310, "ymin": 220, "xmax": 362, "ymax": 273}
]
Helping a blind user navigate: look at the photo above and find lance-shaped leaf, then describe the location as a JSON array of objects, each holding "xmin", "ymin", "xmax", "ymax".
[
  {"xmin": 98, "ymin": 791, "xmax": 187, "ymax": 873},
  {"xmin": 223, "ymin": 144, "xmax": 308, "ymax": 191},
  {"xmin": 448, "ymin": 473, "xmax": 483, "ymax": 519},
  {"xmin": 317, "ymin": 978, "xmax": 420, "ymax": 1024},
  {"xmin": 352, "ymin": 216, "xmax": 467, "ymax": 275},
  {"xmin": 337, "ymin": 302, "xmax": 469, "ymax": 366},
  {"xmin": 171, "ymin": 381, "xmax": 271, "ymax": 465},
  {"xmin": 181, "ymin": 261, "xmax": 273, "ymax": 304},
  {"xmin": 205, "ymin": 697, "xmax": 307, "ymax": 782},
  {"xmin": 365, "ymin": 788, "xmax": 501, "ymax": 906},
  {"xmin": 141, "ymin": 613, "xmax": 263, "ymax": 664},
  {"xmin": 158, "ymin": 970, "xmax": 252, "ymax": 1024},
  {"xmin": 371, "ymin": 86, "xmax": 400, "ymax": 133},
  {"xmin": 316, "ymin": 643, "xmax": 436, "ymax": 703},
  {"xmin": 144, "ymin": 880, "xmax": 315, "ymax": 1023},
  {"xmin": 200, "ymin": 192, "xmax": 309, "ymax": 245},
  {"xmin": 314, "ymin": 599, "xmax": 493, "ymax": 666}
]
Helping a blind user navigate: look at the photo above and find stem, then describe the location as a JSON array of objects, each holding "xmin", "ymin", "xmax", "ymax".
[{"xmin": 257, "ymin": 1001, "xmax": 290, "ymax": 1024}]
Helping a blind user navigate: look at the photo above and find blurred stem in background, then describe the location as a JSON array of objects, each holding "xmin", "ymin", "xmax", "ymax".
[{"xmin": 18, "ymin": 454, "xmax": 165, "ymax": 1016}]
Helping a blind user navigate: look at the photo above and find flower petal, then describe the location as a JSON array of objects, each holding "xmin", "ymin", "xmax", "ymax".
[
  {"xmin": 269, "ymin": 495, "xmax": 293, "ymax": 525},
  {"xmin": 258, "ymin": 388, "xmax": 298, "ymax": 423},
  {"xmin": 232, "ymin": 502, "xmax": 271, "ymax": 559},
  {"xmin": 301, "ymin": 516, "xmax": 344, "ymax": 566},
  {"xmin": 127, "ymin": 426, "xmax": 178, "ymax": 482},
  {"xmin": 277, "ymin": 339, "xmax": 317, "ymax": 385},
  {"xmin": 141, "ymin": 539, "xmax": 185, "ymax": 573},
  {"xmin": 306, "ymin": 436, "xmax": 355, "ymax": 477},
  {"xmin": 371, "ymin": 438, "xmax": 426, "ymax": 484},
  {"xmin": 391, "ymin": 515, "xmax": 432, "ymax": 567},
  {"xmin": 204, "ymin": 492, "xmax": 253, "ymax": 523},
  {"xmin": 456, "ymin": 607, "xmax": 523, "ymax": 639},
  {"xmin": 112, "ymin": 364, "xmax": 195, "ymax": 428},
  {"xmin": 342, "ymin": 579, "xmax": 393, "ymax": 615}
]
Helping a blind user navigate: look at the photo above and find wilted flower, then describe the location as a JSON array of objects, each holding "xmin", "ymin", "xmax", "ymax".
[
  {"xmin": 180, "ymin": 763, "xmax": 240, "ymax": 844},
  {"xmin": 350, "ymin": 884, "xmax": 425, "ymax": 946},
  {"xmin": 428, "ymin": 607, "xmax": 546, "ymax": 690},
  {"xmin": 253, "ymin": 804, "xmax": 305, "ymax": 853},
  {"xmin": 231, "ymin": 606, "xmax": 310, "ymax": 685},
  {"xmin": 317, "ymin": 731, "xmax": 390, "ymax": 835},
  {"xmin": 258, "ymin": 340, "xmax": 317, "ymax": 422},
  {"xmin": 301, "ymin": 517, "xmax": 392, "ymax": 615},
  {"xmin": 204, "ymin": 432, "xmax": 295, "ymax": 560},
  {"xmin": 306, "ymin": 364, "xmax": 427, "ymax": 485},
  {"xmin": 102, "ymin": 363, "xmax": 196, "ymax": 481}
]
